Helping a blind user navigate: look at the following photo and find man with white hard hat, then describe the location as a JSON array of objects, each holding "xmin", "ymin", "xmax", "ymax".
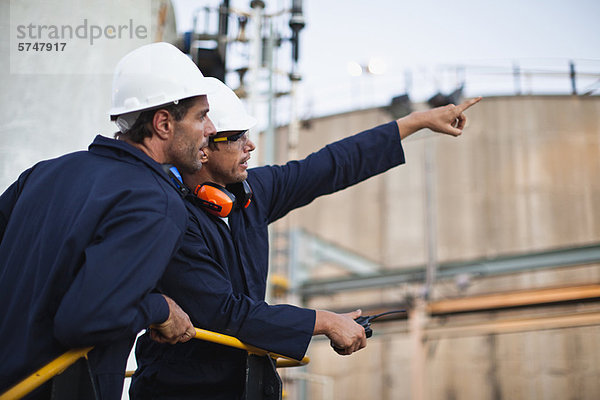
[
  {"xmin": 130, "ymin": 80, "xmax": 481, "ymax": 398},
  {"xmin": 0, "ymin": 42, "xmax": 216, "ymax": 399}
]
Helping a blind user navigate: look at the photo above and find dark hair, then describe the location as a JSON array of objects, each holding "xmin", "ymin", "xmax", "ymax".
[{"xmin": 114, "ymin": 97, "xmax": 198, "ymax": 143}]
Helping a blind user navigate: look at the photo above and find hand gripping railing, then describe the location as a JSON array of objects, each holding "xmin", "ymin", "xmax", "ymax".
[{"xmin": 1, "ymin": 327, "xmax": 309, "ymax": 399}]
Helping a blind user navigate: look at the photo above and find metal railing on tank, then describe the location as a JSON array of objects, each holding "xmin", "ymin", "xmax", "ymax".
[{"xmin": 1, "ymin": 327, "xmax": 309, "ymax": 399}]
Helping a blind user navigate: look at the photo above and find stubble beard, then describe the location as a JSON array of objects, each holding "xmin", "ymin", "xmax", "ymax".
[{"xmin": 168, "ymin": 135, "xmax": 203, "ymax": 175}]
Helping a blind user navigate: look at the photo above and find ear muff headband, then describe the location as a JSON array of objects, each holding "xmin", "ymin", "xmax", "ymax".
[{"xmin": 163, "ymin": 165, "xmax": 252, "ymax": 217}]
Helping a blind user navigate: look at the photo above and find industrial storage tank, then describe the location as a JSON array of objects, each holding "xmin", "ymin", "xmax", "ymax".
[{"xmin": 0, "ymin": 0, "xmax": 178, "ymax": 192}]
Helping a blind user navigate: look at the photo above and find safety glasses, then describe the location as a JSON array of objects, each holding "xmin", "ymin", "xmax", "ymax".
[{"xmin": 209, "ymin": 130, "xmax": 248, "ymax": 144}]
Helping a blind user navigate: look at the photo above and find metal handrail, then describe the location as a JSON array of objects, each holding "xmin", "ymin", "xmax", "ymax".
[
  {"xmin": 192, "ymin": 327, "xmax": 310, "ymax": 368},
  {"xmin": 1, "ymin": 328, "xmax": 309, "ymax": 399},
  {"xmin": 0, "ymin": 347, "xmax": 93, "ymax": 400}
]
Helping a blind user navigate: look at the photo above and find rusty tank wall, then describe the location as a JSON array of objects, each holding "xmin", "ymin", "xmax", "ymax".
[
  {"xmin": 273, "ymin": 96, "xmax": 600, "ymax": 400},
  {"xmin": 277, "ymin": 96, "xmax": 600, "ymax": 270}
]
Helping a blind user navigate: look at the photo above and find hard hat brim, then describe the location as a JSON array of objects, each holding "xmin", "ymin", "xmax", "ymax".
[
  {"xmin": 109, "ymin": 42, "xmax": 222, "ymax": 119},
  {"xmin": 109, "ymin": 77, "xmax": 221, "ymax": 120}
]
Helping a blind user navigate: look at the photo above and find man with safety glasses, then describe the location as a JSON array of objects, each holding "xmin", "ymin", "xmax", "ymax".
[
  {"xmin": 212, "ymin": 129, "xmax": 248, "ymax": 143},
  {"xmin": 130, "ymin": 79, "xmax": 481, "ymax": 399}
]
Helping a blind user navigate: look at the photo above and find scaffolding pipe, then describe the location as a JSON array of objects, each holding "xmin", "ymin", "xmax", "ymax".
[
  {"xmin": 247, "ymin": 0, "xmax": 264, "ymax": 167},
  {"xmin": 423, "ymin": 137, "xmax": 438, "ymax": 300},
  {"xmin": 264, "ymin": 19, "xmax": 276, "ymax": 166},
  {"xmin": 570, "ymin": 60, "xmax": 577, "ymax": 95},
  {"xmin": 300, "ymin": 243, "xmax": 600, "ymax": 297},
  {"xmin": 410, "ymin": 299, "xmax": 427, "ymax": 400}
]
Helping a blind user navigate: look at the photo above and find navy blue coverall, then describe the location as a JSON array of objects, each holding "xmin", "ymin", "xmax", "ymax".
[
  {"xmin": 0, "ymin": 136, "xmax": 188, "ymax": 399},
  {"xmin": 130, "ymin": 121, "xmax": 406, "ymax": 399}
]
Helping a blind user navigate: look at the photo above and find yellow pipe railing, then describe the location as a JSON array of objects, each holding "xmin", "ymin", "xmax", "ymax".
[
  {"xmin": 192, "ymin": 328, "xmax": 310, "ymax": 368},
  {"xmin": 1, "ymin": 328, "xmax": 309, "ymax": 399},
  {"xmin": 0, "ymin": 347, "xmax": 93, "ymax": 400}
]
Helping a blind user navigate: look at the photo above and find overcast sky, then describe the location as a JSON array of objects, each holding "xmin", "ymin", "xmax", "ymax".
[{"xmin": 169, "ymin": 0, "xmax": 600, "ymax": 116}]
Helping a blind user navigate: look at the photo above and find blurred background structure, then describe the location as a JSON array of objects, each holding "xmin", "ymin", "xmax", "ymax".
[{"xmin": 1, "ymin": 0, "xmax": 600, "ymax": 399}]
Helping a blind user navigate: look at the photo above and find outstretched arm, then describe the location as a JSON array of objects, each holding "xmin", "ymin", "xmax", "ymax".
[
  {"xmin": 397, "ymin": 97, "xmax": 482, "ymax": 139},
  {"xmin": 251, "ymin": 98, "xmax": 481, "ymax": 224},
  {"xmin": 252, "ymin": 121, "xmax": 406, "ymax": 223}
]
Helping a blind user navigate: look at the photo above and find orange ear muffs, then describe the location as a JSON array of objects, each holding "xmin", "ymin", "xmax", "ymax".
[
  {"xmin": 193, "ymin": 183, "xmax": 236, "ymax": 218},
  {"xmin": 193, "ymin": 181, "xmax": 253, "ymax": 218}
]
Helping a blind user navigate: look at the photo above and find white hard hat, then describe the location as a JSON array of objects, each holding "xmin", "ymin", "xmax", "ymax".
[
  {"xmin": 109, "ymin": 42, "xmax": 219, "ymax": 122},
  {"xmin": 207, "ymin": 80, "xmax": 257, "ymax": 133}
]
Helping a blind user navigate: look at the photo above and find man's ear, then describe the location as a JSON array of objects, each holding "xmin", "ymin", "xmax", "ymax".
[
  {"xmin": 152, "ymin": 109, "xmax": 173, "ymax": 140},
  {"xmin": 200, "ymin": 148, "xmax": 210, "ymax": 164}
]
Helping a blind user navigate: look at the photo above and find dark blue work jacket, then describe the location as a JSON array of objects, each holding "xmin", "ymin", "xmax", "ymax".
[
  {"xmin": 131, "ymin": 121, "xmax": 405, "ymax": 399},
  {"xmin": 0, "ymin": 136, "xmax": 188, "ymax": 399}
]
